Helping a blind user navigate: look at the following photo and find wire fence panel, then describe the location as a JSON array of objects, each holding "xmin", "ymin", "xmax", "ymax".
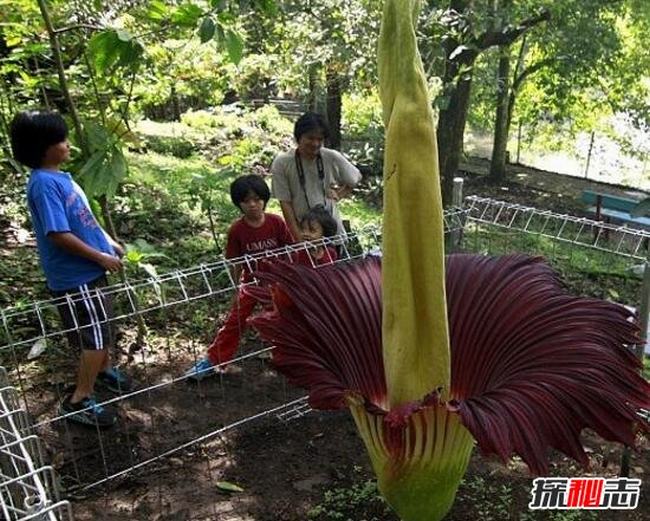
[
  {"xmin": 462, "ymin": 196, "xmax": 648, "ymax": 324},
  {"xmin": 0, "ymin": 368, "xmax": 72, "ymax": 521},
  {"xmin": 0, "ymin": 201, "xmax": 647, "ymax": 517}
]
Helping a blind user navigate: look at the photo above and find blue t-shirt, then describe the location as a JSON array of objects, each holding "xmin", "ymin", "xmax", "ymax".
[{"xmin": 27, "ymin": 169, "xmax": 114, "ymax": 291}]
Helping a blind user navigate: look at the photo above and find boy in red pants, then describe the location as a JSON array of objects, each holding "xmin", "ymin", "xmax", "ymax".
[{"xmin": 186, "ymin": 174, "xmax": 292, "ymax": 380}]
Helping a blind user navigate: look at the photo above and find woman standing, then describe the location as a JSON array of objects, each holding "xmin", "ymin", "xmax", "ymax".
[{"xmin": 271, "ymin": 112, "xmax": 361, "ymax": 240}]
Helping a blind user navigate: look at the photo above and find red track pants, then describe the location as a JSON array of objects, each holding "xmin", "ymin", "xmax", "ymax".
[{"xmin": 206, "ymin": 290, "xmax": 257, "ymax": 365}]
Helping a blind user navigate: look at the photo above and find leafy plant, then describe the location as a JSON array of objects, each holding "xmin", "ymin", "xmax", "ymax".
[
  {"xmin": 307, "ymin": 480, "xmax": 394, "ymax": 520},
  {"xmin": 123, "ymin": 238, "xmax": 172, "ymax": 278},
  {"xmin": 145, "ymin": 134, "xmax": 197, "ymax": 159},
  {"xmin": 187, "ymin": 168, "xmax": 240, "ymax": 252},
  {"xmin": 341, "ymin": 91, "xmax": 384, "ymax": 175}
]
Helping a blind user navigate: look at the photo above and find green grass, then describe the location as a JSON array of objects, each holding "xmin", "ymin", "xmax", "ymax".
[{"xmin": 119, "ymin": 146, "xmax": 380, "ymax": 276}]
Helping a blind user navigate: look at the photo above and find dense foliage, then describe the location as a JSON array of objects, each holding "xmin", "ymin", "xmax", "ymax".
[{"xmin": 1, "ymin": 0, "xmax": 649, "ymax": 189}]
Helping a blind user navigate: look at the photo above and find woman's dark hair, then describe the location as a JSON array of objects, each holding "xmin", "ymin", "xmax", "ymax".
[
  {"xmin": 293, "ymin": 112, "xmax": 329, "ymax": 141},
  {"xmin": 230, "ymin": 174, "xmax": 271, "ymax": 210},
  {"xmin": 10, "ymin": 111, "xmax": 68, "ymax": 169},
  {"xmin": 300, "ymin": 205, "xmax": 338, "ymax": 238}
]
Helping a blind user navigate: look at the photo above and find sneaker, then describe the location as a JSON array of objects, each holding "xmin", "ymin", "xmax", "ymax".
[
  {"xmin": 59, "ymin": 395, "xmax": 117, "ymax": 428},
  {"xmin": 97, "ymin": 367, "xmax": 134, "ymax": 394},
  {"xmin": 185, "ymin": 358, "xmax": 225, "ymax": 382}
]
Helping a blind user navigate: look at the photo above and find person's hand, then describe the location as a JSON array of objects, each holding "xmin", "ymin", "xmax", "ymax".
[
  {"xmin": 112, "ymin": 242, "xmax": 125, "ymax": 258},
  {"xmin": 98, "ymin": 253, "xmax": 123, "ymax": 273},
  {"xmin": 327, "ymin": 184, "xmax": 341, "ymax": 201}
]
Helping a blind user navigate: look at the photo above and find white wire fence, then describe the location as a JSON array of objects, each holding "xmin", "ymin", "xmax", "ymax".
[
  {"xmin": 0, "ymin": 368, "xmax": 72, "ymax": 521},
  {"xmin": 0, "ymin": 198, "xmax": 647, "ymax": 519}
]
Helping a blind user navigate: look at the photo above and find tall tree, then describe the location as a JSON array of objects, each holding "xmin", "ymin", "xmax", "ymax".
[
  {"xmin": 429, "ymin": 1, "xmax": 549, "ymax": 204},
  {"xmin": 247, "ymin": 0, "xmax": 380, "ymax": 148},
  {"xmin": 487, "ymin": 0, "xmax": 628, "ymax": 182}
]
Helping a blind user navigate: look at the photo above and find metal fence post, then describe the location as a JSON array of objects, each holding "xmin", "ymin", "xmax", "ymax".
[
  {"xmin": 620, "ymin": 249, "xmax": 650, "ymax": 477},
  {"xmin": 447, "ymin": 177, "xmax": 464, "ymax": 254}
]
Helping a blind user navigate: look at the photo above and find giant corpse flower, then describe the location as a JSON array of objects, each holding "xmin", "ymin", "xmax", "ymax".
[{"xmin": 247, "ymin": 1, "xmax": 650, "ymax": 520}]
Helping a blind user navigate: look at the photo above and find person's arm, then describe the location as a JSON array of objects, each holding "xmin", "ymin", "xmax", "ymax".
[
  {"xmin": 279, "ymin": 200, "xmax": 301, "ymax": 241},
  {"xmin": 48, "ymin": 232, "xmax": 123, "ymax": 273},
  {"xmin": 329, "ymin": 150, "xmax": 362, "ymax": 201},
  {"xmin": 103, "ymin": 230, "xmax": 124, "ymax": 257},
  {"xmin": 224, "ymin": 221, "xmax": 244, "ymax": 296}
]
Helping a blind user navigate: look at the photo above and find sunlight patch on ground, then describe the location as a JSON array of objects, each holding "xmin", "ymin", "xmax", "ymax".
[{"xmin": 464, "ymin": 128, "xmax": 650, "ymax": 190}]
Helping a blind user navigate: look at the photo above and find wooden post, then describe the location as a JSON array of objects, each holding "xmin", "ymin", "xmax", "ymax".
[
  {"xmin": 584, "ymin": 131, "xmax": 595, "ymax": 179},
  {"xmin": 452, "ymin": 177, "xmax": 464, "ymax": 208},
  {"xmin": 620, "ymin": 250, "xmax": 650, "ymax": 477},
  {"xmin": 516, "ymin": 121, "xmax": 522, "ymax": 164},
  {"xmin": 447, "ymin": 177, "xmax": 464, "ymax": 254}
]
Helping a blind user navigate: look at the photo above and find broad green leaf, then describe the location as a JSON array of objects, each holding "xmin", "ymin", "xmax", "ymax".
[
  {"xmin": 171, "ymin": 3, "xmax": 203, "ymax": 27},
  {"xmin": 216, "ymin": 481, "xmax": 244, "ymax": 493},
  {"xmin": 224, "ymin": 29, "xmax": 244, "ymax": 65},
  {"xmin": 110, "ymin": 147, "xmax": 128, "ymax": 185},
  {"xmin": 124, "ymin": 250, "xmax": 144, "ymax": 264},
  {"xmin": 79, "ymin": 150, "xmax": 108, "ymax": 197},
  {"xmin": 85, "ymin": 122, "xmax": 110, "ymax": 152},
  {"xmin": 106, "ymin": 117, "xmax": 141, "ymax": 147},
  {"xmin": 210, "ymin": 0, "xmax": 226, "ymax": 9},
  {"xmin": 116, "ymin": 40, "xmax": 144, "ymax": 69},
  {"xmin": 199, "ymin": 17, "xmax": 216, "ymax": 43},
  {"xmin": 87, "ymin": 31, "xmax": 121, "ymax": 72},
  {"xmin": 147, "ymin": 0, "xmax": 168, "ymax": 21}
]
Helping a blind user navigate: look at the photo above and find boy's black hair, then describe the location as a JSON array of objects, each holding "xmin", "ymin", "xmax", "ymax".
[
  {"xmin": 230, "ymin": 174, "xmax": 270, "ymax": 210},
  {"xmin": 300, "ymin": 205, "xmax": 338, "ymax": 238},
  {"xmin": 10, "ymin": 111, "xmax": 68, "ymax": 169},
  {"xmin": 294, "ymin": 112, "xmax": 329, "ymax": 141}
]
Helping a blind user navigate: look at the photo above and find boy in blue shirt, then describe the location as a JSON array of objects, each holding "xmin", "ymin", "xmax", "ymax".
[{"xmin": 10, "ymin": 110, "xmax": 132, "ymax": 428}]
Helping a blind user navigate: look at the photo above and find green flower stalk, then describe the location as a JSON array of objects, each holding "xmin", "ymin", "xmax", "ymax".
[
  {"xmin": 377, "ymin": 1, "xmax": 470, "ymax": 512},
  {"xmin": 380, "ymin": 0, "xmax": 450, "ymax": 408},
  {"xmin": 246, "ymin": 1, "xmax": 650, "ymax": 520}
]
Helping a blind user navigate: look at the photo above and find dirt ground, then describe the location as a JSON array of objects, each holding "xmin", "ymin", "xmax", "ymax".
[
  {"xmin": 59, "ymin": 350, "xmax": 649, "ymax": 521},
  {"xmin": 8, "ymin": 161, "xmax": 650, "ymax": 520},
  {"xmin": 65, "ymin": 352, "xmax": 649, "ymax": 521}
]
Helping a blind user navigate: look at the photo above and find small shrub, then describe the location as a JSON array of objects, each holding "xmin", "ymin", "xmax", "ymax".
[
  {"xmin": 307, "ymin": 480, "xmax": 394, "ymax": 521},
  {"xmin": 145, "ymin": 135, "xmax": 196, "ymax": 159},
  {"xmin": 342, "ymin": 91, "xmax": 384, "ymax": 176},
  {"xmin": 181, "ymin": 109, "xmax": 221, "ymax": 129}
]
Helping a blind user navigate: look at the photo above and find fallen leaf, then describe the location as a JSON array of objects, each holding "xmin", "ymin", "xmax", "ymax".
[
  {"xmin": 27, "ymin": 338, "xmax": 47, "ymax": 360},
  {"xmin": 216, "ymin": 481, "xmax": 244, "ymax": 493}
]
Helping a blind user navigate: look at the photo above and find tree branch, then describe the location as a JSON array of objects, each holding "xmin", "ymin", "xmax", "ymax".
[
  {"xmin": 476, "ymin": 8, "xmax": 550, "ymax": 50},
  {"xmin": 53, "ymin": 24, "xmax": 103, "ymax": 35},
  {"xmin": 512, "ymin": 57, "xmax": 554, "ymax": 93}
]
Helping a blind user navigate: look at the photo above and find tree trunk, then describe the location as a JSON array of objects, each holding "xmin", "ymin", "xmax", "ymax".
[
  {"xmin": 325, "ymin": 67, "xmax": 342, "ymax": 151},
  {"xmin": 36, "ymin": 0, "xmax": 87, "ymax": 156},
  {"xmin": 171, "ymin": 84, "xmax": 181, "ymax": 121},
  {"xmin": 307, "ymin": 63, "xmax": 319, "ymax": 112},
  {"xmin": 489, "ymin": 45, "xmax": 512, "ymax": 183},
  {"xmin": 437, "ymin": 58, "xmax": 476, "ymax": 206}
]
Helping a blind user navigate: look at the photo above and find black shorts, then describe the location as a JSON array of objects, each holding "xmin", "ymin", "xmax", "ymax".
[{"xmin": 51, "ymin": 276, "xmax": 114, "ymax": 350}]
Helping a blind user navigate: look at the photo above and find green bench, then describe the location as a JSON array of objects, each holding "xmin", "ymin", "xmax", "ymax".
[{"xmin": 581, "ymin": 190, "xmax": 650, "ymax": 229}]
